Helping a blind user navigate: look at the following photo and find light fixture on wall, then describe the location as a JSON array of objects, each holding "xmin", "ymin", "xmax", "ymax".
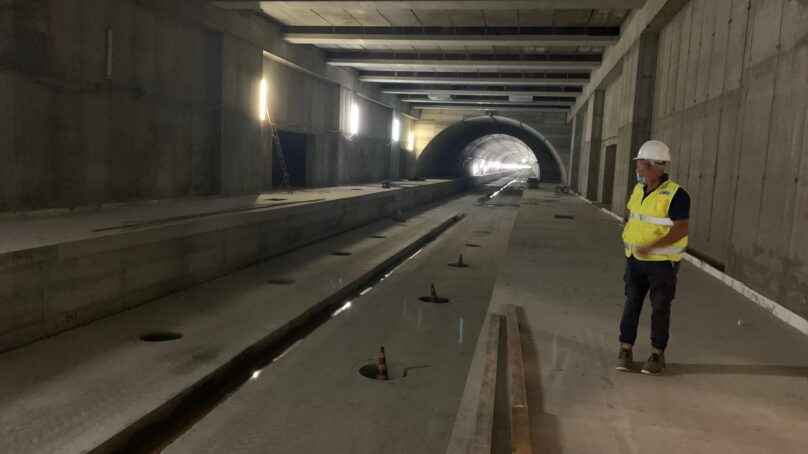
[
  {"xmin": 391, "ymin": 115, "xmax": 400, "ymax": 142},
  {"xmin": 407, "ymin": 131, "xmax": 415, "ymax": 151},
  {"xmin": 350, "ymin": 103, "xmax": 360, "ymax": 136},
  {"xmin": 259, "ymin": 78, "xmax": 268, "ymax": 121}
]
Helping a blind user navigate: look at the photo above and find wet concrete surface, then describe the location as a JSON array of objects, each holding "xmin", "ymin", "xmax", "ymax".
[{"xmin": 163, "ymin": 180, "xmax": 526, "ymax": 453}]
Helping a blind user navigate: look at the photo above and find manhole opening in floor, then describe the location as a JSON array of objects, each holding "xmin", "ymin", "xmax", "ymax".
[
  {"xmin": 264, "ymin": 198, "xmax": 287, "ymax": 201},
  {"xmin": 331, "ymin": 251, "xmax": 353, "ymax": 256},
  {"xmin": 465, "ymin": 243, "xmax": 482, "ymax": 248},
  {"xmin": 418, "ymin": 296, "xmax": 450, "ymax": 303},
  {"xmin": 369, "ymin": 235, "xmax": 387, "ymax": 239},
  {"xmin": 140, "ymin": 332, "xmax": 183, "ymax": 342},
  {"xmin": 358, "ymin": 362, "xmax": 407, "ymax": 381},
  {"xmin": 267, "ymin": 278, "xmax": 295, "ymax": 285},
  {"xmin": 555, "ymin": 215, "xmax": 575, "ymax": 219}
]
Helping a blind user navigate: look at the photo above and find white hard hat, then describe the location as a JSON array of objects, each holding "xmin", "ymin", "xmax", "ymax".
[{"xmin": 634, "ymin": 140, "xmax": 671, "ymax": 162}]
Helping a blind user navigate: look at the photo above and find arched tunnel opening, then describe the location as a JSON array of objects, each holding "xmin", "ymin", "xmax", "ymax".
[
  {"xmin": 415, "ymin": 116, "xmax": 567, "ymax": 184},
  {"xmin": 461, "ymin": 134, "xmax": 539, "ymax": 179}
]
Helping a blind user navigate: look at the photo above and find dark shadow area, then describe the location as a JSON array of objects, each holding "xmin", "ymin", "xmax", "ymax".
[
  {"xmin": 274, "ymin": 130, "xmax": 307, "ymax": 187},
  {"xmin": 516, "ymin": 306, "xmax": 564, "ymax": 454},
  {"xmin": 664, "ymin": 363, "xmax": 808, "ymax": 377},
  {"xmin": 416, "ymin": 116, "xmax": 565, "ymax": 183}
]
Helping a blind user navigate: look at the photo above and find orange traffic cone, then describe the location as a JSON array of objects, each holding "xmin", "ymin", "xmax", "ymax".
[{"xmin": 377, "ymin": 346, "xmax": 389, "ymax": 380}]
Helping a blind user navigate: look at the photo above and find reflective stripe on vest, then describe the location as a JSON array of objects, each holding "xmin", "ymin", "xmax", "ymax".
[
  {"xmin": 629, "ymin": 212, "xmax": 673, "ymax": 226},
  {"xmin": 624, "ymin": 242, "xmax": 685, "ymax": 255}
]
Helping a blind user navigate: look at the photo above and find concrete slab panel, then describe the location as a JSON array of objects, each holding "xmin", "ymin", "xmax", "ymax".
[
  {"xmin": 133, "ymin": 6, "xmax": 157, "ymax": 94},
  {"xmin": 109, "ymin": 0, "xmax": 134, "ymax": 86},
  {"xmin": 723, "ymin": 0, "xmax": 751, "ymax": 93},
  {"xmin": 49, "ymin": 0, "xmax": 82, "ymax": 80},
  {"xmin": 0, "ymin": 266, "xmax": 43, "ymax": 336},
  {"xmin": 663, "ymin": 10, "xmax": 682, "ymax": 117},
  {"xmin": 707, "ymin": 0, "xmax": 732, "ymax": 100},
  {"xmin": 674, "ymin": 2, "xmax": 693, "ymax": 112},
  {"xmin": 80, "ymin": 0, "xmax": 109, "ymax": 84},
  {"xmin": 705, "ymin": 94, "xmax": 739, "ymax": 262},
  {"xmin": 377, "ymin": 8, "xmax": 421, "ymax": 26},
  {"xmin": 747, "ymin": 0, "xmax": 783, "ymax": 68},
  {"xmin": 0, "ymin": 71, "xmax": 15, "ymax": 211},
  {"xmin": 14, "ymin": 77, "xmax": 52, "ymax": 209},
  {"xmin": 51, "ymin": 93, "xmax": 84, "ymax": 208},
  {"xmin": 313, "ymin": 8, "xmax": 362, "ymax": 26},
  {"xmin": 779, "ymin": 0, "xmax": 808, "ymax": 52},
  {"xmin": 694, "ymin": 100, "xmax": 721, "ymax": 250},
  {"xmin": 694, "ymin": 0, "xmax": 716, "ymax": 105},
  {"xmin": 345, "ymin": 8, "xmax": 391, "ymax": 26},
  {"xmin": 728, "ymin": 61, "xmax": 776, "ymax": 268},
  {"xmin": 684, "ymin": 0, "xmax": 704, "ymax": 109},
  {"xmin": 756, "ymin": 49, "xmax": 797, "ymax": 261}
]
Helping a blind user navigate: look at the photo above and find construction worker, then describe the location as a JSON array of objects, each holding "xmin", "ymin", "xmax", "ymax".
[{"xmin": 616, "ymin": 140, "xmax": 690, "ymax": 375}]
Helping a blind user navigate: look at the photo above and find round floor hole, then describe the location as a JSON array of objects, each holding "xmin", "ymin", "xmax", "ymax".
[
  {"xmin": 331, "ymin": 251, "xmax": 352, "ymax": 256},
  {"xmin": 419, "ymin": 296, "xmax": 450, "ymax": 303},
  {"xmin": 140, "ymin": 332, "xmax": 183, "ymax": 342},
  {"xmin": 369, "ymin": 235, "xmax": 387, "ymax": 239},
  {"xmin": 465, "ymin": 243, "xmax": 482, "ymax": 248},
  {"xmin": 358, "ymin": 362, "xmax": 407, "ymax": 381},
  {"xmin": 267, "ymin": 278, "xmax": 295, "ymax": 285},
  {"xmin": 264, "ymin": 197, "xmax": 287, "ymax": 201}
]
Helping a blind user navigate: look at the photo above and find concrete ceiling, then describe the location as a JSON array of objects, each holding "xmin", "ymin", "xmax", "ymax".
[{"xmin": 213, "ymin": 0, "xmax": 648, "ymax": 112}]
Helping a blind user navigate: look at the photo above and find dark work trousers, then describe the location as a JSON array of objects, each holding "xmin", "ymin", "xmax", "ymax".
[{"xmin": 619, "ymin": 256, "xmax": 680, "ymax": 350}]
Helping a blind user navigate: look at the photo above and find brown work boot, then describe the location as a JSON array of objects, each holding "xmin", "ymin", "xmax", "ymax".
[
  {"xmin": 641, "ymin": 348, "xmax": 666, "ymax": 375},
  {"xmin": 615, "ymin": 344, "xmax": 633, "ymax": 372}
]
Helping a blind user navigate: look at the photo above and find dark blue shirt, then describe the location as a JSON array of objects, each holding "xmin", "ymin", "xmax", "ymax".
[{"xmin": 642, "ymin": 174, "xmax": 690, "ymax": 221}]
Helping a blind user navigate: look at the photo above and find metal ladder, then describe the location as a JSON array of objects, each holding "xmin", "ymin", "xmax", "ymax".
[{"xmin": 262, "ymin": 107, "xmax": 293, "ymax": 194}]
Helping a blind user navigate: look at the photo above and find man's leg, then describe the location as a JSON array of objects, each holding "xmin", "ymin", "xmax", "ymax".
[
  {"xmin": 647, "ymin": 261, "xmax": 679, "ymax": 351},
  {"xmin": 619, "ymin": 257, "xmax": 650, "ymax": 347}
]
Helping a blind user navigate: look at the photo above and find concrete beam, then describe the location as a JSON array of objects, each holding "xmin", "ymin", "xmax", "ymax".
[
  {"xmin": 415, "ymin": 106, "xmax": 568, "ymax": 112},
  {"xmin": 213, "ymin": 1, "xmax": 647, "ymax": 10},
  {"xmin": 360, "ymin": 75, "xmax": 589, "ymax": 86},
  {"xmin": 329, "ymin": 59, "xmax": 600, "ymax": 71},
  {"xmin": 382, "ymin": 88, "xmax": 580, "ymax": 97},
  {"xmin": 569, "ymin": 0, "xmax": 690, "ymax": 119},
  {"xmin": 285, "ymin": 33, "xmax": 619, "ymax": 48},
  {"xmin": 402, "ymin": 99, "xmax": 574, "ymax": 106}
]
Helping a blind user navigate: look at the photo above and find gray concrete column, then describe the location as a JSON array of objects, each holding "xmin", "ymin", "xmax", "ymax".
[
  {"xmin": 584, "ymin": 90, "xmax": 605, "ymax": 200},
  {"xmin": 569, "ymin": 109, "xmax": 585, "ymax": 191},
  {"xmin": 625, "ymin": 32, "xmax": 659, "ymax": 201}
]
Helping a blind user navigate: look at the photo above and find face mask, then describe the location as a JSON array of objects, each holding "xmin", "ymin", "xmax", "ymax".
[{"xmin": 636, "ymin": 172, "xmax": 646, "ymax": 185}]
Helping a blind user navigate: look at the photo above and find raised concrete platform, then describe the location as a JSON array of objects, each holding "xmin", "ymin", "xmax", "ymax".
[
  {"xmin": 0, "ymin": 176, "xmax": 504, "ymax": 352},
  {"xmin": 0, "ymin": 180, "xmax": 518, "ymax": 454},
  {"xmin": 472, "ymin": 187, "xmax": 808, "ymax": 453}
]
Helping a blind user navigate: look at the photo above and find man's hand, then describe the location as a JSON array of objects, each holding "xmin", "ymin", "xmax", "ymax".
[{"xmin": 636, "ymin": 245, "xmax": 652, "ymax": 256}]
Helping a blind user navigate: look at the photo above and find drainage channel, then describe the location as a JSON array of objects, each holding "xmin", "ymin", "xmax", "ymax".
[
  {"xmin": 95, "ymin": 213, "xmax": 468, "ymax": 454},
  {"xmin": 477, "ymin": 176, "xmax": 522, "ymax": 204}
]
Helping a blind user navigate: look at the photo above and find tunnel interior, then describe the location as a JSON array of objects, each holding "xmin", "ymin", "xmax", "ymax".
[{"xmin": 415, "ymin": 116, "xmax": 566, "ymax": 183}]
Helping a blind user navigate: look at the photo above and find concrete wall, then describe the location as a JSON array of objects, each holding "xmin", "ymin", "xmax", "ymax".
[
  {"xmin": 0, "ymin": 174, "xmax": 506, "ymax": 352},
  {"xmin": 0, "ymin": 0, "xmax": 410, "ymax": 212},
  {"xmin": 652, "ymin": 0, "xmax": 808, "ymax": 318},
  {"xmin": 0, "ymin": 0, "xmax": 223, "ymax": 211}
]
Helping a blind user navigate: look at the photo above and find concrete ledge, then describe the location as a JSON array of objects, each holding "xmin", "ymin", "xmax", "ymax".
[{"xmin": 0, "ymin": 174, "xmax": 508, "ymax": 352}]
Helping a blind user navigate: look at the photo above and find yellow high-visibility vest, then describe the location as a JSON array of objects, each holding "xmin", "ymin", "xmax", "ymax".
[{"xmin": 622, "ymin": 179, "xmax": 688, "ymax": 262}]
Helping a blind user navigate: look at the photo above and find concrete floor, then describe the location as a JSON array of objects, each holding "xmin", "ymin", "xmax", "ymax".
[
  {"xmin": 2, "ymin": 181, "xmax": 807, "ymax": 453},
  {"xmin": 0, "ymin": 179, "xmax": 447, "ymax": 255},
  {"xmin": 163, "ymin": 182, "xmax": 525, "ymax": 453},
  {"xmin": 486, "ymin": 188, "xmax": 808, "ymax": 453},
  {"xmin": 0, "ymin": 178, "xmax": 519, "ymax": 453}
]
